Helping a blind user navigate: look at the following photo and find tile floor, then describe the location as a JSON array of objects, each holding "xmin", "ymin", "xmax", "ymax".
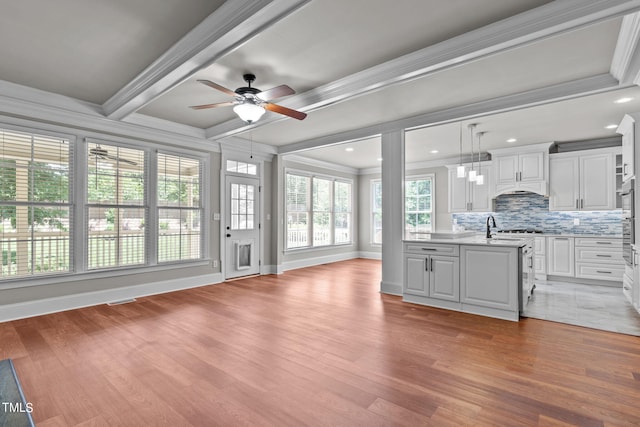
[{"xmin": 522, "ymin": 280, "xmax": 640, "ymax": 336}]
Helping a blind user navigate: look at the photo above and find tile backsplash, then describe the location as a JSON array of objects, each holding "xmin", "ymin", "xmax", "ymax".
[{"xmin": 451, "ymin": 192, "xmax": 622, "ymax": 235}]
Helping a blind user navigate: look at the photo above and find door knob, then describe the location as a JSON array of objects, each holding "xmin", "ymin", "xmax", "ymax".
[{"xmin": 226, "ymin": 234, "xmax": 231, "ymax": 237}]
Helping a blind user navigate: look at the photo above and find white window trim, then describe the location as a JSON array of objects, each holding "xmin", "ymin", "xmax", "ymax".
[{"xmin": 371, "ymin": 179, "xmax": 382, "ymax": 246}]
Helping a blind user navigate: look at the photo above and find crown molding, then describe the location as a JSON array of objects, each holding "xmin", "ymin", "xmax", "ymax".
[
  {"xmin": 611, "ymin": 12, "xmax": 640, "ymax": 83},
  {"xmin": 103, "ymin": 0, "xmax": 311, "ymax": 120},
  {"xmin": 0, "ymin": 80, "xmax": 215, "ymax": 152},
  {"xmin": 205, "ymin": 0, "xmax": 640, "ymax": 140},
  {"xmin": 277, "ymin": 73, "xmax": 623, "ymax": 155}
]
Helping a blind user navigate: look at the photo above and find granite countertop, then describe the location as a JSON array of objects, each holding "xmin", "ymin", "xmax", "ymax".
[{"xmin": 540, "ymin": 233, "xmax": 622, "ymax": 238}]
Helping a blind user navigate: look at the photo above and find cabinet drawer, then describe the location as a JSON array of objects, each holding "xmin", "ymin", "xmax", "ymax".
[
  {"xmin": 575, "ymin": 263, "xmax": 624, "ymax": 281},
  {"xmin": 404, "ymin": 243, "xmax": 459, "ymax": 256},
  {"xmin": 574, "ymin": 238, "xmax": 621, "ymax": 248},
  {"xmin": 575, "ymin": 247, "xmax": 624, "ymax": 265}
]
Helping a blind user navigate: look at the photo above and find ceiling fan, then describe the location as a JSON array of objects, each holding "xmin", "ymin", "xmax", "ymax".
[
  {"xmin": 190, "ymin": 73, "xmax": 307, "ymax": 123},
  {"xmin": 89, "ymin": 146, "xmax": 138, "ymax": 166}
]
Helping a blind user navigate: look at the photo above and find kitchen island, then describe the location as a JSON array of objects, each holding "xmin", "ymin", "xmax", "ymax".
[{"xmin": 403, "ymin": 234, "xmax": 533, "ymax": 321}]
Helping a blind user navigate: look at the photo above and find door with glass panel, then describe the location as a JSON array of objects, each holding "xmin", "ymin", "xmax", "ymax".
[{"xmin": 225, "ymin": 175, "xmax": 260, "ymax": 279}]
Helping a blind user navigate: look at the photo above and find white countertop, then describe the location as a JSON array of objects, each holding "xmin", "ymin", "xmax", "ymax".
[{"xmin": 404, "ymin": 234, "xmax": 532, "ymax": 248}]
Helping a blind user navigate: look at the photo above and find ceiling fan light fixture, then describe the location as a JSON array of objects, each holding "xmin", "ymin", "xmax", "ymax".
[{"xmin": 233, "ymin": 102, "xmax": 265, "ymax": 124}]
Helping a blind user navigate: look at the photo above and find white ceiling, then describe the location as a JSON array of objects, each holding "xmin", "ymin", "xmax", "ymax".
[{"xmin": 1, "ymin": 0, "xmax": 640, "ymax": 171}]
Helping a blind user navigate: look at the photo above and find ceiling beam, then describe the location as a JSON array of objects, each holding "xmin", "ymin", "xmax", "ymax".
[
  {"xmin": 611, "ymin": 12, "xmax": 640, "ymax": 84},
  {"xmin": 205, "ymin": 0, "xmax": 640, "ymax": 141},
  {"xmin": 277, "ymin": 74, "xmax": 624, "ymax": 154},
  {"xmin": 102, "ymin": 0, "xmax": 310, "ymax": 120}
]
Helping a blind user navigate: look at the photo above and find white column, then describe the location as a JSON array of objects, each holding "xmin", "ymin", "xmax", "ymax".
[{"xmin": 381, "ymin": 130, "xmax": 405, "ymax": 295}]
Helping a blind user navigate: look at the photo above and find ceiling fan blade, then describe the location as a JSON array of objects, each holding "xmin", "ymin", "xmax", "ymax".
[
  {"xmin": 105, "ymin": 155, "xmax": 138, "ymax": 166},
  {"xmin": 197, "ymin": 79, "xmax": 237, "ymax": 97},
  {"xmin": 189, "ymin": 101, "xmax": 235, "ymax": 110},
  {"xmin": 264, "ymin": 103, "xmax": 307, "ymax": 120},
  {"xmin": 257, "ymin": 84, "xmax": 295, "ymax": 101}
]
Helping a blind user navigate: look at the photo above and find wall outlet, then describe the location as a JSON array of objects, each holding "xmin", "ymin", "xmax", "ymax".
[
  {"xmin": 213, "ymin": 213, "xmax": 220, "ymax": 221},
  {"xmin": 573, "ymin": 218, "xmax": 580, "ymax": 225},
  {"xmin": 212, "ymin": 260, "xmax": 218, "ymax": 268}
]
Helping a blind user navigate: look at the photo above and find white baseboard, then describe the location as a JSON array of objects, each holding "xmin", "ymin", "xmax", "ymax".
[
  {"xmin": 0, "ymin": 273, "xmax": 223, "ymax": 323},
  {"xmin": 380, "ymin": 280, "xmax": 402, "ymax": 296},
  {"xmin": 358, "ymin": 251, "xmax": 382, "ymax": 260},
  {"xmin": 260, "ymin": 265, "xmax": 281, "ymax": 275},
  {"xmin": 282, "ymin": 251, "xmax": 359, "ymax": 272}
]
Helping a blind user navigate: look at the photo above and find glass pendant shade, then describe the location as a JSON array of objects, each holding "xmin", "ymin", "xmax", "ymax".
[
  {"xmin": 475, "ymin": 173, "xmax": 484, "ymax": 185},
  {"xmin": 456, "ymin": 164, "xmax": 466, "ymax": 178},
  {"xmin": 233, "ymin": 102, "xmax": 266, "ymax": 123},
  {"xmin": 468, "ymin": 170, "xmax": 477, "ymax": 182}
]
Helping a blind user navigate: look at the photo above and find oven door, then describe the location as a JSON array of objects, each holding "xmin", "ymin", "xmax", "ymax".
[{"xmin": 623, "ymin": 218, "xmax": 634, "ymax": 265}]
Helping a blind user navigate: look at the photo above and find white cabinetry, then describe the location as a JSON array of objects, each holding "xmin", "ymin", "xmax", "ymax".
[
  {"xmin": 547, "ymin": 236, "xmax": 574, "ymax": 276},
  {"xmin": 460, "ymin": 245, "xmax": 518, "ymax": 314},
  {"xmin": 617, "ymin": 113, "xmax": 637, "ymax": 182},
  {"xmin": 549, "ymin": 149, "xmax": 616, "ymax": 211},
  {"xmin": 574, "ymin": 237, "xmax": 624, "ymax": 281},
  {"xmin": 447, "ymin": 164, "xmax": 492, "ymax": 212},
  {"xmin": 403, "ymin": 243, "xmax": 459, "ymax": 302},
  {"xmin": 534, "ymin": 236, "xmax": 546, "ymax": 279},
  {"xmin": 489, "ymin": 143, "xmax": 551, "ymax": 196}
]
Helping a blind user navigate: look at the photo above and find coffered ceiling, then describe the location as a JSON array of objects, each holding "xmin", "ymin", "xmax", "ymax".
[{"xmin": 1, "ymin": 0, "xmax": 640, "ymax": 170}]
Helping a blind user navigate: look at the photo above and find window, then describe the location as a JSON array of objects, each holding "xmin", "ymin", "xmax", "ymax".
[
  {"xmin": 229, "ymin": 183, "xmax": 254, "ymax": 230},
  {"xmin": 371, "ymin": 180, "xmax": 382, "ymax": 244},
  {"xmin": 87, "ymin": 142, "xmax": 146, "ymax": 269},
  {"xmin": 405, "ymin": 175, "xmax": 434, "ymax": 238},
  {"xmin": 226, "ymin": 160, "xmax": 257, "ymax": 175},
  {"xmin": 370, "ymin": 175, "xmax": 435, "ymax": 243},
  {"xmin": 0, "ymin": 128, "xmax": 72, "ymax": 278},
  {"xmin": 157, "ymin": 153, "xmax": 203, "ymax": 262},
  {"xmin": 286, "ymin": 171, "xmax": 352, "ymax": 249}
]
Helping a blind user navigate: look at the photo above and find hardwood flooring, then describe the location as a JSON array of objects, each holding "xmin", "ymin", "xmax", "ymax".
[{"xmin": 1, "ymin": 258, "xmax": 640, "ymax": 426}]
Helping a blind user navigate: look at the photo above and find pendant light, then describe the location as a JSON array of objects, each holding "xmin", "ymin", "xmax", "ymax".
[
  {"xmin": 475, "ymin": 131, "xmax": 485, "ymax": 186},
  {"xmin": 467, "ymin": 124, "xmax": 477, "ymax": 182},
  {"xmin": 456, "ymin": 122, "xmax": 466, "ymax": 178}
]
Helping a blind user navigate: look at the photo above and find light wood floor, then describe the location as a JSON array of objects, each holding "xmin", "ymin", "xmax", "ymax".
[{"xmin": 2, "ymin": 259, "xmax": 640, "ymax": 426}]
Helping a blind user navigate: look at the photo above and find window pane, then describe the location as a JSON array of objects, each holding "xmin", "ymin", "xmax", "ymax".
[
  {"xmin": 158, "ymin": 208, "xmax": 201, "ymax": 262},
  {"xmin": 87, "ymin": 207, "xmax": 146, "ymax": 269},
  {"xmin": 313, "ymin": 178, "xmax": 331, "ymax": 211},
  {"xmin": 313, "ymin": 212, "xmax": 331, "ymax": 246},
  {"xmin": 334, "ymin": 212, "xmax": 351, "ymax": 244},
  {"xmin": 287, "ymin": 212, "xmax": 308, "ymax": 248}
]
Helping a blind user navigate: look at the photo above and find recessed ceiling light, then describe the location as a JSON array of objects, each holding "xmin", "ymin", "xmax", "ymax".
[
  {"xmin": 377, "ymin": 157, "xmax": 383, "ymax": 161},
  {"xmin": 615, "ymin": 97, "xmax": 633, "ymax": 104},
  {"xmin": 345, "ymin": 147, "xmax": 354, "ymax": 152},
  {"xmin": 430, "ymin": 150, "xmax": 438, "ymax": 154},
  {"xmin": 507, "ymin": 138, "xmax": 517, "ymax": 143},
  {"xmin": 605, "ymin": 124, "xmax": 618, "ymax": 129}
]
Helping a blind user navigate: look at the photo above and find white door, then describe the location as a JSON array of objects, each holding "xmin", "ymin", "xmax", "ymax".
[
  {"xmin": 225, "ymin": 175, "xmax": 260, "ymax": 279},
  {"xmin": 549, "ymin": 156, "xmax": 579, "ymax": 211},
  {"xmin": 448, "ymin": 168, "xmax": 468, "ymax": 212},
  {"xmin": 580, "ymin": 153, "xmax": 614, "ymax": 211}
]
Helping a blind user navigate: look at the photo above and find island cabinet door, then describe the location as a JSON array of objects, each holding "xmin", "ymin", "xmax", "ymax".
[
  {"xmin": 460, "ymin": 246, "xmax": 518, "ymax": 311},
  {"xmin": 404, "ymin": 255, "xmax": 429, "ymax": 297},
  {"xmin": 429, "ymin": 256, "xmax": 460, "ymax": 302}
]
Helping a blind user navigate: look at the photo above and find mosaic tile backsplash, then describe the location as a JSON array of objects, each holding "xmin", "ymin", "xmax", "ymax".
[{"xmin": 451, "ymin": 193, "xmax": 622, "ymax": 236}]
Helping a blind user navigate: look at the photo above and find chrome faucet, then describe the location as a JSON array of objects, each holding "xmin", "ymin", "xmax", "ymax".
[{"xmin": 486, "ymin": 215, "xmax": 497, "ymax": 238}]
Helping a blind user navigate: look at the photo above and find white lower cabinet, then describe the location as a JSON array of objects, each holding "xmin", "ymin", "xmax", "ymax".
[
  {"xmin": 547, "ymin": 236, "xmax": 574, "ymax": 276},
  {"xmin": 460, "ymin": 245, "xmax": 518, "ymax": 312},
  {"xmin": 403, "ymin": 244, "xmax": 459, "ymax": 301},
  {"xmin": 534, "ymin": 236, "xmax": 546, "ymax": 279},
  {"xmin": 546, "ymin": 236, "xmax": 624, "ymax": 282}
]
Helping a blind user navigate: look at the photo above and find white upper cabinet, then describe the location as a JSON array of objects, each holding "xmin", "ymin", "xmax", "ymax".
[
  {"xmin": 489, "ymin": 143, "xmax": 551, "ymax": 196},
  {"xmin": 549, "ymin": 148, "xmax": 617, "ymax": 211},
  {"xmin": 447, "ymin": 163, "xmax": 492, "ymax": 213},
  {"xmin": 617, "ymin": 113, "xmax": 637, "ymax": 182}
]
